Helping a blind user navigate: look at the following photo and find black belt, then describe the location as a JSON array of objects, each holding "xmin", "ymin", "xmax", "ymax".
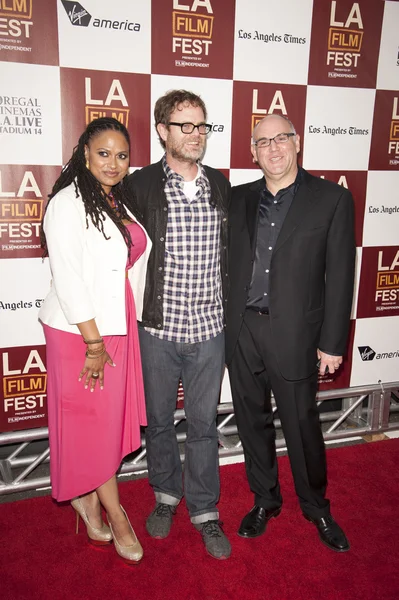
[{"xmin": 246, "ymin": 307, "xmax": 269, "ymax": 315}]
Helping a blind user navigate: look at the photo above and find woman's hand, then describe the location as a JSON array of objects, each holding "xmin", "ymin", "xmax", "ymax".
[{"xmin": 78, "ymin": 342, "xmax": 115, "ymax": 391}]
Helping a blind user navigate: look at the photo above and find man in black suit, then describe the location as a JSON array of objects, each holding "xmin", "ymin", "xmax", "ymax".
[{"xmin": 225, "ymin": 114, "xmax": 355, "ymax": 552}]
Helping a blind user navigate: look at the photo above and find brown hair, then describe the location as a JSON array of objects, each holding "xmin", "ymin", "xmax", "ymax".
[{"xmin": 154, "ymin": 89, "xmax": 207, "ymax": 148}]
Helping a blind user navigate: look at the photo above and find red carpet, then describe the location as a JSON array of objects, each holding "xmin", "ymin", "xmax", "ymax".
[{"xmin": 1, "ymin": 439, "xmax": 398, "ymax": 600}]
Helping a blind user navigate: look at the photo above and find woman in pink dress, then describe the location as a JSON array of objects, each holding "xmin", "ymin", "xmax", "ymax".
[{"xmin": 39, "ymin": 117, "xmax": 151, "ymax": 565}]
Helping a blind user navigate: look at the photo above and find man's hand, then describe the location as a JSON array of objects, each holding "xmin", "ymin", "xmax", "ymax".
[{"xmin": 317, "ymin": 349, "xmax": 343, "ymax": 376}]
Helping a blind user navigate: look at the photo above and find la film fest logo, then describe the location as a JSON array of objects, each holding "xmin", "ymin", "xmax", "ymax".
[
  {"xmin": 389, "ymin": 97, "xmax": 399, "ymax": 167},
  {"xmin": 172, "ymin": 0, "xmax": 214, "ymax": 69},
  {"xmin": 251, "ymin": 89, "xmax": 290, "ymax": 133},
  {"xmin": 60, "ymin": 0, "xmax": 141, "ymax": 31},
  {"xmin": 374, "ymin": 249, "xmax": 399, "ymax": 312},
  {"xmin": 0, "ymin": 95, "xmax": 42, "ymax": 135},
  {"xmin": 326, "ymin": 1, "xmax": 364, "ymax": 80},
  {"xmin": 84, "ymin": 77, "xmax": 129, "ymax": 127},
  {"xmin": 0, "ymin": 170, "xmax": 44, "ymax": 254},
  {"xmin": 1, "ymin": 348, "xmax": 47, "ymax": 427},
  {"xmin": 0, "ymin": 0, "xmax": 33, "ymax": 52}
]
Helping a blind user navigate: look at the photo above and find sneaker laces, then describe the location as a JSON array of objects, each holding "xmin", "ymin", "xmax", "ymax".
[
  {"xmin": 201, "ymin": 520, "xmax": 223, "ymax": 538},
  {"xmin": 155, "ymin": 503, "xmax": 174, "ymax": 518}
]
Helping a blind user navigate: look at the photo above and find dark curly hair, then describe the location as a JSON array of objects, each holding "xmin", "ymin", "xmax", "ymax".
[
  {"xmin": 154, "ymin": 89, "xmax": 207, "ymax": 149},
  {"xmin": 41, "ymin": 117, "xmax": 142, "ymax": 256}
]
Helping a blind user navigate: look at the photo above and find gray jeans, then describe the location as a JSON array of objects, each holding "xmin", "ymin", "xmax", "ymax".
[{"xmin": 139, "ymin": 328, "xmax": 225, "ymax": 523}]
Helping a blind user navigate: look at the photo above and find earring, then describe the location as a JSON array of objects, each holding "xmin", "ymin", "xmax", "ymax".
[{"xmin": 85, "ymin": 159, "xmax": 89, "ymax": 169}]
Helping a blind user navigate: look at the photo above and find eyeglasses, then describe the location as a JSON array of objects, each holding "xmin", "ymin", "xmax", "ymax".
[
  {"xmin": 253, "ymin": 132, "xmax": 295, "ymax": 148},
  {"xmin": 168, "ymin": 122, "xmax": 212, "ymax": 135}
]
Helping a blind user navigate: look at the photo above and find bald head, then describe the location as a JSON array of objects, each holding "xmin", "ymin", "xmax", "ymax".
[
  {"xmin": 250, "ymin": 114, "xmax": 300, "ymax": 195},
  {"xmin": 252, "ymin": 114, "xmax": 296, "ymax": 142}
]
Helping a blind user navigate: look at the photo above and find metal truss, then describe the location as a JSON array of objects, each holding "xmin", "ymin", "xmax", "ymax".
[{"xmin": 1, "ymin": 381, "xmax": 398, "ymax": 496}]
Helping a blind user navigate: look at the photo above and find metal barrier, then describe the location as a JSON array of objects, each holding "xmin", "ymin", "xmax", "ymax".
[{"xmin": 0, "ymin": 382, "xmax": 398, "ymax": 496}]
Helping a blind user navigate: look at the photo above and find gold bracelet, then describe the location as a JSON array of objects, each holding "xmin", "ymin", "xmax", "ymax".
[
  {"xmin": 83, "ymin": 337, "xmax": 104, "ymax": 344},
  {"xmin": 86, "ymin": 348, "xmax": 106, "ymax": 359},
  {"xmin": 85, "ymin": 348, "xmax": 105, "ymax": 357}
]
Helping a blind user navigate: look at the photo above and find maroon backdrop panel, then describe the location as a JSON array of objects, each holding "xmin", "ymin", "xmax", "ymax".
[
  {"xmin": 151, "ymin": 0, "xmax": 235, "ymax": 79},
  {"xmin": 230, "ymin": 82, "xmax": 307, "ymax": 170},
  {"xmin": 308, "ymin": 0, "xmax": 384, "ymax": 88},
  {"xmin": 60, "ymin": 68, "xmax": 151, "ymax": 166},
  {"xmin": 0, "ymin": 345, "xmax": 47, "ymax": 432}
]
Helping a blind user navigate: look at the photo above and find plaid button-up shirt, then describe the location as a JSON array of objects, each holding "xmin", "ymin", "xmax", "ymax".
[{"xmin": 145, "ymin": 157, "xmax": 223, "ymax": 343}]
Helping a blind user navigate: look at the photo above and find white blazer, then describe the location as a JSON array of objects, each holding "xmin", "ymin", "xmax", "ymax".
[{"xmin": 39, "ymin": 182, "xmax": 152, "ymax": 336}]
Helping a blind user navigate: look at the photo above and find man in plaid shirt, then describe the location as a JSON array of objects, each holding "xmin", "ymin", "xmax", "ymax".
[{"xmin": 126, "ymin": 90, "xmax": 231, "ymax": 560}]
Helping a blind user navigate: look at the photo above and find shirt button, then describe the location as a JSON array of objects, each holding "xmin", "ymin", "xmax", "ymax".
[
  {"xmin": 158, "ymin": 267, "xmax": 163, "ymax": 271},
  {"xmin": 264, "ymin": 293, "xmax": 268, "ymax": 296},
  {"xmin": 223, "ymin": 217, "xmax": 227, "ymax": 222},
  {"xmin": 265, "ymin": 270, "xmax": 269, "ymax": 273},
  {"xmin": 274, "ymin": 200, "xmax": 277, "ymax": 204},
  {"xmin": 163, "ymin": 207, "xmax": 167, "ymax": 211},
  {"xmin": 157, "ymin": 324, "xmax": 162, "ymax": 328},
  {"xmin": 157, "ymin": 295, "xmax": 161, "ymax": 300},
  {"xmin": 268, "ymin": 246, "xmax": 272, "ymax": 251},
  {"xmin": 160, "ymin": 237, "xmax": 164, "ymax": 242},
  {"xmin": 271, "ymin": 223, "xmax": 275, "ymax": 226}
]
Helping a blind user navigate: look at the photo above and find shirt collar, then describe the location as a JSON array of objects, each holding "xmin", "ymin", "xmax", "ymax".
[
  {"xmin": 263, "ymin": 165, "xmax": 303, "ymax": 197},
  {"xmin": 162, "ymin": 154, "xmax": 205, "ymax": 183}
]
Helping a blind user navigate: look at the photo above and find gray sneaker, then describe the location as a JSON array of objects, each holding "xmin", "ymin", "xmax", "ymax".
[
  {"xmin": 195, "ymin": 520, "xmax": 231, "ymax": 560},
  {"xmin": 146, "ymin": 503, "xmax": 176, "ymax": 539}
]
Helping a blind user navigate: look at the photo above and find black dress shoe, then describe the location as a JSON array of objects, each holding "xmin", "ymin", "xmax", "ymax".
[
  {"xmin": 304, "ymin": 514, "xmax": 350, "ymax": 552},
  {"xmin": 238, "ymin": 505, "xmax": 281, "ymax": 538}
]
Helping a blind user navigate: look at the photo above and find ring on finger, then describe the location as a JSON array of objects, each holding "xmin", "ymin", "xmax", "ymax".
[{"xmin": 92, "ymin": 372, "xmax": 100, "ymax": 379}]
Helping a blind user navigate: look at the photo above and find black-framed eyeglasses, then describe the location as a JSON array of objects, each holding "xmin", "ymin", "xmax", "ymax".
[
  {"xmin": 168, "ymin": 122, "xmax": 212, "ymax": 135},
  {"xmin": 253, "ymin": 132, "xmax": 295, "ymax": 148}
]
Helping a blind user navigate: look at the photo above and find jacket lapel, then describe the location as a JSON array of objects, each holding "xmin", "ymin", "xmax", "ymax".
[
  {"xmin": 273, "ymin": 170, "xmax": 320, "ymax": 254},
  {"xmin": 245, "ymin": 178, "xmax": 263, "ymax": 253}
]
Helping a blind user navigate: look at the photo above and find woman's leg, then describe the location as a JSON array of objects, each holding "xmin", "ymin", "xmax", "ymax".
[
  {"xmin": 73, "ymin": 490, "xmax": 103, "ymax": 529},
  {"xmin": 96, "ymin": 474, "xmax": 137, "ymax": 546}
]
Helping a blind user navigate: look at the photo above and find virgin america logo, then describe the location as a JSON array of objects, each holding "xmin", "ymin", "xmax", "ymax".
[
  {"xmin": 358, "ymin": 346, "xmax": 376, "ymax": 361},
  {"xmin": 61, "ymin": 1, "xmax": 92, "ymax": 27}
]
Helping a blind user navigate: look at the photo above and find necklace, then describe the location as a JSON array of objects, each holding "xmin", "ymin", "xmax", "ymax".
[{"xmin": 108, "ymin": 191, "xmax": 120, "ymax": 212}]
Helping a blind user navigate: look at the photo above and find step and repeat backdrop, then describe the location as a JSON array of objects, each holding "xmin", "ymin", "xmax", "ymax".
[{"xmin": 0, "ymin": 0, "xmax": 398, "ymax": 432}]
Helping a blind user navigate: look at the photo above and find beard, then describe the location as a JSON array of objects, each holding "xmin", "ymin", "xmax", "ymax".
[{"xmin": 168, "ymin": 137, "xmax": 206, "ymax": 163}]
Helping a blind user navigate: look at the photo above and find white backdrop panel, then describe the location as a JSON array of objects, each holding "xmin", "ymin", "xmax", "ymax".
[
  {"xmin": 350, "ymin": 316, "xmax": 399, "ymax": 386},
  {"xmin": 57, "ymin": 0, "xmax": 151, "ymax": 74},
  {"xmin": 362, "ymin": 171, "xmax": 399, "ymax": 247},
  {"xmin": 0, "ymin": 63, "xmax": 62, "ymax": 166},
  {"xmin": 0, "ymin": 258, "xmax": 51, "ymax": 348},
  {"xmin": 376, "ymin": 1, "xmax": 399, "ymax": 91},
  {"xmin": 233, "ymin": 0, "xmax": 313, "ymax": 85},
  {"xmin": 302, "ymin": 86, "xmax": 375, "ymax": 171},
  {"xmin": 150, "ymin": 74, "xmax": 233, "ymax": 169}
]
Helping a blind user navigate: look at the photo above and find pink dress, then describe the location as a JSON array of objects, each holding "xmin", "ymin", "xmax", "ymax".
[{"xmin": 44, "ymin": 222, "xmax": 147, "ymax": 501}]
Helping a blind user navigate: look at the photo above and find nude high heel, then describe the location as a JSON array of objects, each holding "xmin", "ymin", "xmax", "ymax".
[
  {"xmin": 108, "ymin": 506, "xmax": 143, "ymax": 564},
  {"xmin": 71, "ymin": 497, "xmax": 112, "ymax": 546}
]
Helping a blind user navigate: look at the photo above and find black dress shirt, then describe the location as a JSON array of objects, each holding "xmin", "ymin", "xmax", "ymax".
[{"xmin": 247, "ymin": 168, "xmax": 302, "ymax": 312}]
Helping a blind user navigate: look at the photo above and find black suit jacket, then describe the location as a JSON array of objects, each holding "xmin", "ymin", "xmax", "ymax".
[{"xmin": 225, "ymin": 169, "xmax": 356, "ymax": 381}]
